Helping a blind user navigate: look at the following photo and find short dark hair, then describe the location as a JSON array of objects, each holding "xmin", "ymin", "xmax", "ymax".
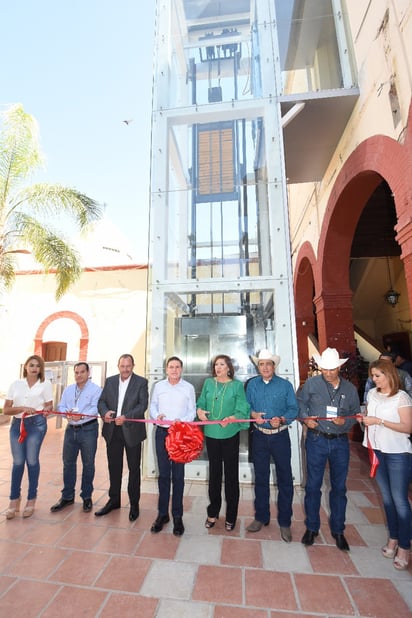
[
  {"xmin": 74, "ymin": 362, "xmax": 90, "ymax": 372},
  {"xmin": 166, "ymin": 356, "xmax": 183, "ymax": 368},
  {"xmin": 211, "ymin": 354, "xmax": 235, "ymax": 379},
  {"xmin": 118, "ymin": 354, "xmax": 134, "ymax": 365}
]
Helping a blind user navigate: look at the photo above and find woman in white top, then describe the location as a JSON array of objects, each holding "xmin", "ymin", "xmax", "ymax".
[
  {"xmin": 362, "ymin": 359, "xmax": 412, "ymax": 571},
  {"xmin": 3, "ymin": 355, "xmax": 53, "ymax": 519}
]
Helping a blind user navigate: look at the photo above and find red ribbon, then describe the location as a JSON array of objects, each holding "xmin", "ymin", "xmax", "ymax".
[
  {"xmin": 366, "ymin": 427, "xmax": 379, "ymax": 478},
  {"xmin": 18, "ymin": 413, "xmax": 28, "ymax": 443}
]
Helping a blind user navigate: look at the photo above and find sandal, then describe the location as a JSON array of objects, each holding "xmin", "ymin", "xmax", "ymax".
[
  {"xmin": 205, "ymin": 517, "xmax": 217, "ymax": 529},
  {"xmin": 393, "ymin": 551, "xmax": 410, "ymax": 571},
  {"xmin": 225, "ymin": 521, "xmax": 235, "ymax": 531},
  {"xmin": 381, "ymin": 541, "xmax": 398, "ymax": 559}
]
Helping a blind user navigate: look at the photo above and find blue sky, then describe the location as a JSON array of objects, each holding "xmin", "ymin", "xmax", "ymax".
[{"xmin": 1, "ymin": 0, "xmax": 156, "ymax": 262}]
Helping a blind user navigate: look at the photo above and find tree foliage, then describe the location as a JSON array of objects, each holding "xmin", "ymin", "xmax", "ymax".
[{"xmin": 0, "ymin": 103, "xmax": 102, "ymax": 299}]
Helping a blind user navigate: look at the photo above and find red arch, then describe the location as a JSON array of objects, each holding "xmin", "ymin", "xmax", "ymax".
[
  {"xmin": 34, "ymin": 311, "xmax": 89, "ymax": 360},
  {"xmin": 294, "ymin": 102, "xmax": 412, "ymax": 368},
  {"xmin": 294, "ymin": 242, "xmax": 317, "ymax": 383}
]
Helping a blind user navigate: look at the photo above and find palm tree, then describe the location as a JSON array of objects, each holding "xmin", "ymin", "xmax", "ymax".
[{"xmin": 0, "ymin": 103, "xmax": 103, "ymax": 299}]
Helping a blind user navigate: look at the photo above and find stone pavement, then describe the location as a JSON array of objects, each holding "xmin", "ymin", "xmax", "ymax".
[{"xmin": 0, "ymin": 419, "xmax": 411, "ymax": 617}]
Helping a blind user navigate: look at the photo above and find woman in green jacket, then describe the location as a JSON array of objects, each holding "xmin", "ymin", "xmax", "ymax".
[{"xmin": 197, "ymin": 354, "xmax": 250, "ymax": 531}]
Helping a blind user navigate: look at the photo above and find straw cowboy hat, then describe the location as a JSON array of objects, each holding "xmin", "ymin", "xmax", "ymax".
[
  {"xmin": 251, "ymin": 349, "xmax": 280, "ymax": 368},
  {"xmin": 313, "ymin": 347, "xmax": 348, "ymax": 370}
]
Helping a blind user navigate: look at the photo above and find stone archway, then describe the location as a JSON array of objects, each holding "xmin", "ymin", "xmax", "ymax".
[
  {"xmin": 294, "ymin": 103, "xmax": 412, "ymax": 373},
  {"xmin": 34, "ymin": 311, "xmax": 89, "ymax": 360},
  {"xmin": 294, "ymin": 242, "xmax": 317, "ymax": 384}
]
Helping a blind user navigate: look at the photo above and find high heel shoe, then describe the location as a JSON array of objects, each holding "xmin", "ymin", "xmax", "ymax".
[
  {"xmin": 381, "ymin": 540, "xmax": 398, "ymax": 559},
  {"xmin": 205, "ymin": 517, "xmax": 218, "ymax": 529},
  {"xmin": 23, "ymin": 499, "xmax": 36, "ymax": 518},
  {"xmin": 393, "ymin": 550, "xmax": 410, "ymax": 571},
  {"xmin": 6, "ymin": 497, "xmax": 21, "ymax": 520},
  {"xmin": 225, "ymin": 521, "xmax": 235, "ymax": 531},
  {"xmin": 393, "ymin": 556, "xmax": 409, "ymax": 570}
]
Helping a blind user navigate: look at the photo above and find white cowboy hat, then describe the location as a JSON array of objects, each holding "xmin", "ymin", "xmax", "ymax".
[
  {"xmin": 251, "ymin": 349, "xmax": 280, "ymax": 368},
  {"xmin": 313, "ymin": 347, "xmax": 348, "ymax": 370}
]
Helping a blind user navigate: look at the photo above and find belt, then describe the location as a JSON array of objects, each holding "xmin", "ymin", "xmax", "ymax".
[
  {"xmin": 156, "ymin": 425, "xmax": 170, "ymax": 431},
  {"xmin": 68, "ymin": 418, "xmax": 98, "ymax": 429},
  {"xmin": 254, "ymin": 424, "xmax": 288, "ymax": 435},
  {"xmin": 308, "ymin": 429, "xmax": 348, "ymax": 440}
]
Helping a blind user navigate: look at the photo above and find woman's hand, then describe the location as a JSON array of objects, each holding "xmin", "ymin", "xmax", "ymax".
[
  {"xmin": 220, "ymin": 415, "xmax": 235, "ymax": 427},
  {"xmin": 197, "ymin": 408, "xmax": 209, "ymax": 422},
  {"xmin": 22, "ymin": 407, "xmax": 37, "ymax": 416},
  {"xmin": 362, "ymin": 416, "xmax": 379, "ymax": 426}
]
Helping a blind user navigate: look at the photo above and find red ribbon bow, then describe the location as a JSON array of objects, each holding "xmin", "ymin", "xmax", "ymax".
[{"xmin": 165, "ymin": 421, "xmax": 204, "ymax": 463}]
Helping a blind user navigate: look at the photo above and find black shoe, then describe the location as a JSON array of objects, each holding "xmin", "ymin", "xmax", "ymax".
[
  {"xmin": 150, "ymin": 514, "xmax": 170, "ymax": 533},
  {"xmin": 50, "ymin": 498, "xmax": 74, "ymax": 512},
  {"xmin": 301, "ymin": 529, "xmax": 318, "ymax": 546},
  {"xmin": 332, "ymin": 533, "xmax": 350, "ymax": 551},
  {"xmin": 173, "ymin": 517, "xmax": 184, "ymax": 536},
  {"xmin": 94, "ymin": 500, "xmax": 120, "ymax": 517},
  {"xmin": 129, "ymin": 505, "xmax": 139, "ymax": 521},
  {"xmin": 83, "ymin": 498, "xmax": 93, "ymax": 512}
]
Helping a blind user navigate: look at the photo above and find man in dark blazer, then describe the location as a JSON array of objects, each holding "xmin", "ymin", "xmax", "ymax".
[{"xmin": 95, "ymin": 354, "xmax": 148, "ymax": 521}]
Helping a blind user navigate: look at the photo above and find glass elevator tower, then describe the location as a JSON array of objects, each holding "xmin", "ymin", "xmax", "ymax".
[{"xmin": 146, "ymin": 0, "xmax": 357, "ymax": 482}]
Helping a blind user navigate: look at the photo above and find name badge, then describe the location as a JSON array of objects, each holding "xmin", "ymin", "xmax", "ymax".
[{"xmin": 326, "ymin": 405, "xmax": 338, "ymax": 418}]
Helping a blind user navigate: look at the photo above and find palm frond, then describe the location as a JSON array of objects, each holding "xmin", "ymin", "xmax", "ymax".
[
  {"xmin": 0, "ymin": 251, "xmax": 16, "ymax": 291},
  {"xmin": 11, "ymin": 183, "xmax": 103, "ymax": 228},
  {"xmin": 17, "ymin": 214, "xmax": 82, "ymax": 300},
  {"xmin": 0, "ymin": 104, "xmax": 43, "ymax": 203}
]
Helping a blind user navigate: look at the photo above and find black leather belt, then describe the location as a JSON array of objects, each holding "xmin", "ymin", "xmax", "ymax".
[
  {"xmin": 309, "ymin": 429, "xmax": 347, "ymax": 440},
  {"xmin": 68, "ymin": 418, "xmax": 97, "ymax": 429}
]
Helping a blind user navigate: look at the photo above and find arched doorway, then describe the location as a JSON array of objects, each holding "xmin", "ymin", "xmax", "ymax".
[
  {"xmin": 294, "ymin": 108, "xmax": 412, "ymax": 381},
  {"xmin": 34, "ymin": 311, "xmax": 89, "ymax": 360}
]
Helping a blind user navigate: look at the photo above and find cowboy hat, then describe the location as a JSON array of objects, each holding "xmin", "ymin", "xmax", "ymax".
[
  {"xmin": 313, "ymin": 347, "xmax": 347, "ymax": 370},
  {"xmin": 251, "ymin": 349, "xmax": 280, "ymax": 368}
]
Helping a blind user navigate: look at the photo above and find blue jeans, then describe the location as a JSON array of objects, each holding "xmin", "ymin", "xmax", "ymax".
[
  {"xmin": 62, "ymin": 422, "xmax": 98, "ymax": 500},
  {"xmin": 304, "ymin": 431, "xmax": 349, "ymax": 534},
  {"xmin": 251, "ymin": 428, "xmax": 293, "ymax": 527},
  {"xmin": 374, "ymin": 450, "xmax": 412, "ymax": 550},
  {"xmin": 155, "ymin": 427, "xmax": 185, "ymax": 517},
  {"xmin": 10, "ymin": 415, "xmax": 47, "ymax": 500}
]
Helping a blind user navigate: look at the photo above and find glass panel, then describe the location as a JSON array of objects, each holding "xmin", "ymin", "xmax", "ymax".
[
  {"xmin": 156, "ymin": 116, "xmax": 271, "ymax": 281},
  {"xmin": 275, "ymin": 0, "xmax": 344, "ymax": 94},
  {"xmin": 153, "ymin": 0, "xmax": 354, "ymax": 113}
]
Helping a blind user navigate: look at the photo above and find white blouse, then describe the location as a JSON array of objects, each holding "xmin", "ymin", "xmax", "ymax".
[
  {"xmin": 6, "ymin": 379, "xmax": 53, "ymax": 419},
  {"xmin": 363, "ymin": 388, "xmax": 412, "ymax": 454}
]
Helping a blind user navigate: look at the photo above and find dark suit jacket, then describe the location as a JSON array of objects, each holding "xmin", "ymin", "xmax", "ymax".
[{"xmin": 98, "ymin": 372, "xmax": 148, "ymax": 448}]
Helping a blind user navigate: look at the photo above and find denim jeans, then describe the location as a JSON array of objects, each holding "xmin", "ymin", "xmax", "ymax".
[
  {"xmin": 155, "ymin": 426, "xmax": 185, "ymax": 517},
  {"xmin": 374, "ymin": 450, "xmax": 412, "ymax": 550},
  {"xmin": 62, "ymin": 422, "xmax": 98, "ymax": 500},
  {"xmin": 10, "ymin": 414, "xmax": 47, "ymax": 500},
  {"xmin": 304, "ymin": 430, "xmax": 349, "ymax": 534},
  {"xmin": 251, "ymin": 428, "xmax": 293, "ymax": 527}
]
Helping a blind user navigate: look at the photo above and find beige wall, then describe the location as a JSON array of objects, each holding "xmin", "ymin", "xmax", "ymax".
[
  {"xmin": 289, "ymin": 2, "xmax": 412, "ymax": 264},
  {"xmin": 0, "ymin": 266, "xmax": 148, "ymax": 400}
]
